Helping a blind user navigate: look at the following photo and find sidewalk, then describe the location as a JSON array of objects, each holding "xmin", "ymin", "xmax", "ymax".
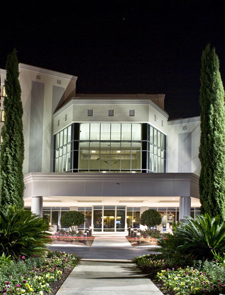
[
  {"xmin": 91, "ymin": 235, "xmax": 132, "ymax": 247},
  {"xmin": 56, "ymin": 260, "xmax": 163, "ymax": 295}
]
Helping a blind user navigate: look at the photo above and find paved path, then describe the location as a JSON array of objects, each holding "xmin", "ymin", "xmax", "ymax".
[
  {"xmin": 48, "ymin": 235, "xmax": 160, "ymax": 260},
  {"xmin": 56, "ymin": 260, "xmax": 163, "ymax": 295},
  {"xmin": 91, "ymin": 235, "xmax": 132, "ymax": 247}
]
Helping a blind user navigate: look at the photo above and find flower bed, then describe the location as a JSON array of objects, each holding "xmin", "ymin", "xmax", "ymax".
[
  {"xmin": 49, "ymin": 230, "xmax": 94, "ymax": 246},
  {"xmin": 134, "ymin": 254, "xmax": 225, "ymax": 295},
  {"xmin": 0, "ymin": 251, "xmax": 79, "ymax": 295}
]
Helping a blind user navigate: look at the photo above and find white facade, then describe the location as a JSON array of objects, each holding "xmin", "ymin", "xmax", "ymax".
[{"xmin": 0, "ymin": 64, "xmax": 201, "ymax": 234}]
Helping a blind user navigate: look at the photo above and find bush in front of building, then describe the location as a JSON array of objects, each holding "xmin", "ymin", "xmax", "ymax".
[
  {"xmin": 0, "ymin": 205, "xmax": 51, "ymax": 260},
  {"xmin": 140, "ymin": 209, "xmax": 162, "ymax": 228},
  {"xmin": 60, "ymin": 211, "xmax": 85, "ymax": 228},
  {"xmin": 158, "ymin": 214, "xmax": 225, "ymax": 261}
]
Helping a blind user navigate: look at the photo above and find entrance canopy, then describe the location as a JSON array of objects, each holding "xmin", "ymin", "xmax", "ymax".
[{"xmin": 24, "ymin": 172, "xmax": 199, "ymax": 207}]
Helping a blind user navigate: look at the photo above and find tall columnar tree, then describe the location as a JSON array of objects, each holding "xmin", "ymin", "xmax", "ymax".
[
  {"xmin": 0, "ymin": 49, "xmax": 24, "ymax": 208},
  {"xmin": 199, "ymin": 44, "xmax": 225, "ymax": 220}
]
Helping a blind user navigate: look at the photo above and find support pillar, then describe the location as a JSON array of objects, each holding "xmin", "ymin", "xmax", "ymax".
[
  {"xmin": 31, "ymin": 196, "xmax": 43, "ymax": 217},
  {"xmin": 179, "ymin": 196, "xmax": 191, "ymax": 221}
]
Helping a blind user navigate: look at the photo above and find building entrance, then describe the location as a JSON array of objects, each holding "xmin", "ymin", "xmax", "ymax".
[{"xmin": 93, "ymin": 206, "xmax": 126, "ymax": 232}]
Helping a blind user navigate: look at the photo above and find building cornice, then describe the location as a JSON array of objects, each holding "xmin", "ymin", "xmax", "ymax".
[
  {"xmin": 53, "ymin": 96, "xmax": 169, "ymax": 119},
  {"xmin": 24, "ymin": 172, "xmax": 199, "ymax": 199},
  {"xmin": 19, "ymin": 63, "xmax": 78, "ymax": 81}
]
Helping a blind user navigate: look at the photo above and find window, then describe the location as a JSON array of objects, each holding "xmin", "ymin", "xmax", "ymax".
[
  {"xmin": 108, "ymin": 109, "xmax": 114, "ymax": 116},
  {"xmin": 88, "ymin": 109, "xmax": 93, "ymax": 116},
  {"xmin": 1, "ymin": 110, "xmax": 5, "ymax": 122},
  {"xmin": 2, "ymin": 85, "xmax": 6, "ymax": 97},
  {"xmin": 129, "ymin": 110, "xmax": 135, "ymax": 116}
]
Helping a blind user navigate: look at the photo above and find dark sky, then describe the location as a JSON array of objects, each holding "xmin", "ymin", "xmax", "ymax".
[{"xmin": 1, "ymin": 0, "xmax": 225, "ymax": 120}]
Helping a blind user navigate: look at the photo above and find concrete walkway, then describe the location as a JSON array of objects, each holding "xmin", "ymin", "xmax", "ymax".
[
  {"xmin": 56, "ymin": 260, "xmax": 163, "ymax": 295},
  {"xmin": 91, "ymin": 235, "xmax": 132, "ymax": 247}
]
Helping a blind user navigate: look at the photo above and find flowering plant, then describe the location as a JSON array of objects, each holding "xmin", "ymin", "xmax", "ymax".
[{"xmin": 0, "ymin": 251, "xmax": 79, "ymax": 294}]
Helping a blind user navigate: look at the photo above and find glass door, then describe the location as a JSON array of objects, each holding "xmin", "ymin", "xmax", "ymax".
[{"xmin": 103, "ymin": 206, "xmax": 115, "ymax": 232}]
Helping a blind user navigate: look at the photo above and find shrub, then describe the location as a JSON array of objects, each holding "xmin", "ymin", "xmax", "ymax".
[
  {"xmin": 140, "ymin": 229, "xmax": 162, "ymax": 239},
  {"xmin": 140, "ymin": 209, "xmax": 162, "ymax": 228},
  {"xmin": 0, "ymin": 253, "xmax": 13, "ymax": 267},
  {"xmin": 157, "ymin": 214, "xmax": 225, "ymax": 260},
  {"xmin": 61, "ymin": 211, "xmax": 85, "ymax": 227},
  {"xmin": 0, "ymin": 206, "xmax": 51, "ymax": 260}
]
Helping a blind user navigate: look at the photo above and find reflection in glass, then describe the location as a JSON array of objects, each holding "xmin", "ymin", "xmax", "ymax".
[
  {"xmin": 94, "ymin": 210, "xmax": 102, "ymax": 231},
  {"xmin": 103, "ymin": 209, "xmax": 115, "ymax": 231},
  {"xmin": 116, "ymin": 210, "xmax": 125, "ymax": 231}
]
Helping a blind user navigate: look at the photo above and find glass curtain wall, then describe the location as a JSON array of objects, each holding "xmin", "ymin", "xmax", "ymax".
[
  {"xmin": 54, "ymin": 123, "xmax": 166, "ymax": 173},
  {"xmin": 93, "ymin": 206, "xmax": 126, "ymax": 232},
  {"xmin": 127, "ymin": 207, "xmax": 140, "ymax": 228}
]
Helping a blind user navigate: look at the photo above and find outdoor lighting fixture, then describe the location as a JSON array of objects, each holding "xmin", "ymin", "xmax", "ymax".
[
  {"xmin": 91, "ymin": 150, "xmax": 96, "ymax": 153},
  {"xmin": 110, "ymin": 216, "xmax": 114, "ymax": 218},
  {"xmin": 102, "ymin": 171, "xmax": 106, "ymax": 173},
  {"xmin": 117, "ymin": 150, "xmax": 121, "ymax": 153}
]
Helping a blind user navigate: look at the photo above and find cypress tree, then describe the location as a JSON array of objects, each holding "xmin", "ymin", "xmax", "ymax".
[
  {"xmin": 199, "ymin": 44, "xmax": 225, "ymax": 220},
  {"xmin": 0, "ymin": 49, "xmax": 24, "ymax": 208}
]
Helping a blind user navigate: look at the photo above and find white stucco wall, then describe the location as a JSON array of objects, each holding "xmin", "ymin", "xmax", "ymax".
[
  {"xmin": 166, "ymin": 117, "xmax": 200, "ymax": 175},
  {"xmin": 53, "ymin": 96, "xmax": 169, "ymax": 135}
]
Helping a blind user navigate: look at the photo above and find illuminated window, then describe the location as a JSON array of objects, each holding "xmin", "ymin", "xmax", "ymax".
[
  {"xmin": 1, "ymin": 110, "xmax": 5, "ymax": 122},
  {"xmin": 2, "ymin": 85, "xmax": 6, "ymax": 97}
]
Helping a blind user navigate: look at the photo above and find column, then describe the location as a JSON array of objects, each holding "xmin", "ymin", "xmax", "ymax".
[
  {"xmin": 31, "ymin": 196, "xmax": 43, "ymax": 217},
  {"xmin": 179, "ymin": 196, "xmax": 191, "ymax": 221}
]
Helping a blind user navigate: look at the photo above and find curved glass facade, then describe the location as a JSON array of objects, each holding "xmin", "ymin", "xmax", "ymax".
[{"xmin": 54, "ymin": 123, "xmax": 166, "ymax": 173}]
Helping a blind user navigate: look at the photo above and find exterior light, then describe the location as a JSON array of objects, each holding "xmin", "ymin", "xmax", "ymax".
[
  {"xmin": 102, "ymin": 171, "xmax": 106, "ymax": 173},
  {"xmin": 117, "ymin": 150, "xmax": 121, "ymax": 153},
  {"xmin": 91, "ymin": 150, "xmax": 96, "ymax": 153}
]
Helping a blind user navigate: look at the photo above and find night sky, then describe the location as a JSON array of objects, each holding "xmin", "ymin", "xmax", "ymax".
[{"xmin": 1, "ymin": 0, "xmax": 225, "ymax": 120}]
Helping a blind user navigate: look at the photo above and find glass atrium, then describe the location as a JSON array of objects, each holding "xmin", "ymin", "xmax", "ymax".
[{"xmin": 54, "ymin": 123, "xmax": 166, "ymax": 173}]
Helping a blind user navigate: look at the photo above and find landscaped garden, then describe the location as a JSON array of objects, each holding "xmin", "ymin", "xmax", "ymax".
[
  {"xmin": 0, "ymin": 206, "xmax": 80, "ymax": 295},
  {"xmin": 50, "ymin": 230, "xmax": 95, "ymax": 246},
  {"xmin": 134, "ymin": 214, "xmax": 225, "ymax": 295}
]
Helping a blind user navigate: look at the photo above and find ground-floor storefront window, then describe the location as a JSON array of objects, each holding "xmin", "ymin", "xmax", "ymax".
[{"xmin": 39, "ymin": 205, "xmax": 201, "ymax": 232}]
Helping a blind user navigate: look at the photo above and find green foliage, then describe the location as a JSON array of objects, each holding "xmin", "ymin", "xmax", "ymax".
[
  {"xmin": 140, "ymin": 209, "xmax": 162, "ymax": 228},
  {"xmin": 157, "ymin": 260, "xmax": 225, "ymax": 295},
  {"xmin": 0, "ymin": 253, "xmax": 13, "ymax": 267},
  {"xmin": 0, "ymin": 251, "xmax": 79, "ymax": 294},
  {"xmin": 199, "ymin": 44, "xmax": 225, "ymax": 220},
  {"xmin": 0, "ymin": 49, "xmax": 24, "ymax": 208},
  {"xmin": 133, "ymin": 254, "xmax": 167, "ymax": 276},
  {"xmin": 61, "ymin": 211, "xmax": 85, "ymax": 227},
  {"xmin": 140, "ymin": 229, "xmax": 162, "ymax": 239},
  {"xmin": 0, "ymin": 206, "xmax": 51, "ymax": 260},
  {"xmin": 157, "ymin": 214, "xmax": 225, "ymax": 260}
]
